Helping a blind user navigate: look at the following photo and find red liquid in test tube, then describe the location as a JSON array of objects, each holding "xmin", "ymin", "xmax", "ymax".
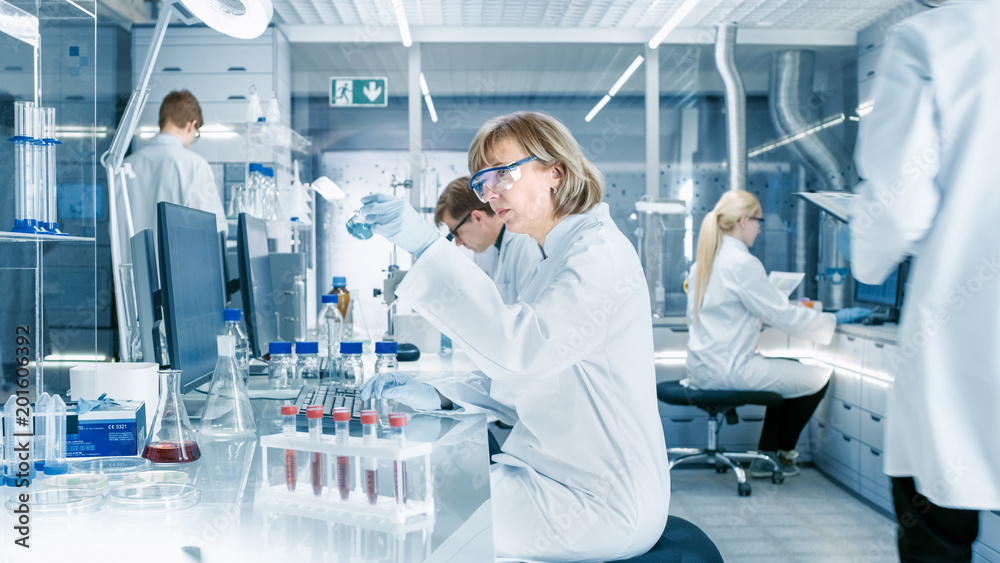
[
  {"xmin": 307, "ymin": 405, "xmax": 324, "ymax": 497},
  {"xmin": 361, "ymin": 410, "xmax": 378, "ymax": 505},
  {"xmin": 389, "ymin": 413, "xmax": 409, "ymax": 505},
  {"xmin": 333, "ymin": 407, "xmax": 351, "ymax": 500},
  {"xmin": 280, "ymin": 405, "xmax": 297, "ymax": 491}
]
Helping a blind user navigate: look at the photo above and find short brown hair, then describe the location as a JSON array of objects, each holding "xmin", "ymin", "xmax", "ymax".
[
  {"xmin": 434, "ymin": 176, "xmax": 493, "ymax": 226},
  {"xmin": 159, "ymin": 90, "xmax": 203, "ymax": 130},
  {"xmin": 468, "ymin": 111, "xmax": 604, "ymax": 218}
]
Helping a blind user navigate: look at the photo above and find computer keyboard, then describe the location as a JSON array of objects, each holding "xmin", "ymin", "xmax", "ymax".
[{"xmin": 293, "ymin": 384, "xmax": 365, "ymax": 421}]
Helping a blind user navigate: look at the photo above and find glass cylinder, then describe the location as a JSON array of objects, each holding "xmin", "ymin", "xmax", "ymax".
[{"xmin": 142, "ymin": 370, "xmax": 201, "ymax": 463}]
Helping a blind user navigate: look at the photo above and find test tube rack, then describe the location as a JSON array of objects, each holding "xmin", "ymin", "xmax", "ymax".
[{"xmin": 259, "ymin": 433, "xmax": 434, "ymax": 523}]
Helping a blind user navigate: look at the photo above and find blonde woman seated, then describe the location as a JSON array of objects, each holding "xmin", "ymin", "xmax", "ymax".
[{"xmin": 684, "ymin": 190, "xmax": 870, "ymax": 476}]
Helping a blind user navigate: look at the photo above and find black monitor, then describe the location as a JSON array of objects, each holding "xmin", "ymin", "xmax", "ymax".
[
  {"xmin": 130, "ymin": 228, "xmax": 161, "ymax": 365},
  {"xmin": 854, "ymin": 259, "xmax": 910, "ymax": 323},
  {"xmin": 157, "ymin": 202, "xmax": 227, "ymax": 393},
  {"xmin": 237, "ymin": 212, "xmax": 278, "ymax": 359}
]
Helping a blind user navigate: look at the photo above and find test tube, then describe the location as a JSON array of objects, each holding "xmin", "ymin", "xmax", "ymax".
[
  {"xmin": 12, "ymin": 102, "xmax": 35, "ymax": 233},
  {"xmin": 388, "ymin": 413, "xmax": 408, "ymax": 505},
  {"xmin": 43, "ymin": 396, "xmax": 67, "ymax": 475},
  {"xmin": 42, "ymin": 107, "xmax": 60, "ymax": 234},
  {"xmin": 34, "ymin": 393, "xmax": 50, "ymax": 470},
  {"xmin": 30, "ymin": 105, "xmax": 45, "ymax": 232},
  {"xmin": 307, "ymin": 405, "xmax": 323, "ymax": 496},
  {"xmin": 361, "ymin": 410, "xmax": 378, "ymax": 505},
  {"xmin": 281, "ymin": 405, "xmax": 297, "ymax": 491},
  {"xmin": 3, "ymin": 396, "xmax": 18, "ymax": 486},
  {"xmin": 333, "ymin": 407, "xmax": 351, "ymax": 500}
]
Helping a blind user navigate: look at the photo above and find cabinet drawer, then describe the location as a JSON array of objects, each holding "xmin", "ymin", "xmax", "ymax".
[
  {"xmin": 862, "ymin": 339, "xmax": 898, "ymax": 379},
  {"xmin": 138, "ymin": 100, "xmax": 250, "ymax": 128},
  {"xmin": 787, "ymin": 336, "xmax": 814, "ymax": 358},
  {"xmin": 859, "ymin": 445, "xmax": 892, "ymax": 496},
  {"xmin": 143, "ymin": 71, "xmax": 274, "ymax": 104},
  {"xmin": 832, "ymin": 367, "xmax": 862, "ymax": 406},
  {"xmin": 860, "ymin": 409, "xmax": 886, "ymax": 450},
  {"xmin": 829, "ymin": 332, "xmax": 864, "ymax": 371},
  {"xmin": 757, "ymin": 327, "xmax": 788, "ymax": 356},
  {"xmin": 860, "ymin": 482, "xmax": 894, "ymax": 515},
  {"xmin": 657, "ymin": 401, "xmax": 704, "ymax": 418},
  {"xmin": 861, "ymin": 375, "xmax": 891, "ymax": 416},
  {"xmin": 858, "ymin": 76, "xmax": 876, "ymax": 107},
  {"xmin": 818, "ymin": 397, "xmax": 861, "ymax": 439},
  {"xmin": 146, "ymin": 44, "xmax": 275, "ymax": 75},
  {"xmin": 719, "ymin": 418, "xmax": 764, "ymax": 449},
  {"xmin": 815, "ymin": 449, "xmax": 860, "ymax": 493},
  {"xmin": 977, "ymin": 511, "xmax": 1000, "ymax": 559},
  {"xmin": 858, "ymin": 46, "xmax": 883, "ymax": 82},
  {"xmin": 857, "ymin": 26, "xmax": 885, "ymax": 56}
]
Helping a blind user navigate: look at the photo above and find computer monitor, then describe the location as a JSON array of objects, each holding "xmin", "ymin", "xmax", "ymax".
[
  {"xmin": 130, "ymin": 228, "xmax": 161, "ymax": 365},
  {"xmin": 854, "ymin": 259, "xmax": 910, "ymax": 323},
  {"xmin": 237, "ymin": 212, "xmax": 278, "ymax": 359},
  {"xmin": 157, "ymin": 202, "xmax": 227, "ymax": 393}
]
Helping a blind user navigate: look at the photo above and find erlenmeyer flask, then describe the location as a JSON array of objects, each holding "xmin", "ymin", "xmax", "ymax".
[
  {"xmin": 142, "ymin": 369, "xmax": 201, "ymax": 463},
  {"xmin": 200, "ymin": 334, "xmax": 257, "ymax": 438}
]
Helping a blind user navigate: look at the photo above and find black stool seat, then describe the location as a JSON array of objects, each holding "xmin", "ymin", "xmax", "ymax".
[
  {"xmin": 657, "ymin": 380, "xmax": 784, "ymax": 412},
  {"xmin": 615, "ymin": 516, "xmax": 723, "ymax": 562}
]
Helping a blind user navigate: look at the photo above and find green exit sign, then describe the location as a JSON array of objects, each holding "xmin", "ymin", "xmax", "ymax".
[{"xmin": 330, "ymin": 77, "xmax": 388, "ymax": 107}]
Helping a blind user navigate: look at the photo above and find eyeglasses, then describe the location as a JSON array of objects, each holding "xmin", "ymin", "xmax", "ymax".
[
  {"xmin": 469, "ymin": 155, "xmax": 538, "ymax": 203},
  {"xmin": 748, "ymin": 216, "xmax": 765, "ymax": 224},
  {"xmin": 445, "ymin": 212, "xmax": 472, "ymax": 242}
]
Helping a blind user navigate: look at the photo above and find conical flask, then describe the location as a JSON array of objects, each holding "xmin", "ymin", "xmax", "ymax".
[
  {"xmin": 200, "ymin": 334, "xmax": 257, "ymax": 438},
  {"xmin": 142, "ymin": 369, "xmax": 201, "ymax": 463}
]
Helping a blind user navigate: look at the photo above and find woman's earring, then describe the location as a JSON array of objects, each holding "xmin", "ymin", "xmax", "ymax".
[{"xmin": 551, "ymin": 186, "xmax": 558, "ymax": 194}]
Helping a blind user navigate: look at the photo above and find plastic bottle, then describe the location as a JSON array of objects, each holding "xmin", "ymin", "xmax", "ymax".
[
  {"xmin": 338, "ymin": 342, "xmax": 365, "ymax": 389},
  {"xmin": 296, "ymin": 341, "xmax": 321, "ymax": 381},
  {"xmin": 307, "ymin": 405, "xmax": 324, "ymax": 496},
  {"xmin": 268, "ymin": 342, "xmax": 294, "ymax": 389},
  {"xmin": 42, "ymin": 395, "xmax": 67, "ymax": 475},
  {"xmin": 281, "ymin": 405, "xmax": 297, "ymax": 491},
  {"xmin": 223, "ymin": 309, "xmax": 250, "ymax": 382},
  {"xmin": 330, "ymin": 277, "xmax": 351, "ymax": 336},
  {"xmin": 333, "ymin": 407, "xmax": 351, "ymax": 500},
  {"xmin": 374, "ymin": 341, "xmax": 398, "ymax": 422},
  {"xmin": 361, "ymin": 410, "xmax": 378, "ymax": 505},
  {"xmin": 34, "ymin": 392, "xmax": 50, "ymax": 470},
  {"xmin": 201, "ymin": 334, "xmax": 257, "ymax": 438},
  {"xmin": 388, "ymin": 413, "xmax": 408, "ymax": 505}
]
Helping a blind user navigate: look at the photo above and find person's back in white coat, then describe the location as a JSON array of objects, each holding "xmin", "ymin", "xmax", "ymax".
[
  {"xmin": 121, "ymin": 90, "xmax": 227, "ymax": 240},
  {"xmin": 850, "ymin": 0, "xmax": 1000, "ymax": 558},
  {"xmin": 686, "ymin": 190, "xmax": 856, "ymax": 475},
  {"xmin": 361, "ymin": 112, "xmax": 669, "ymax": 562}
]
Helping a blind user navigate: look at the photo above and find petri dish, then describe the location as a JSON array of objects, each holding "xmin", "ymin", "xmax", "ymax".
[
  {"xmin": 123, "ymin": 470, "xmax": 190, "ymax": 486},
  {"xmin": 39, "ymin": 473, "xmax": 111, "ymax": 495},
  {"xmin": 69, "ymin": 457, "xmax": 152, "ymax": 484},
  {"xmin": 5, "ymin": 488, "xmax": 105, "ymax": 518},
  {"xmin": 107, "ymin": 483, "xmax": 201, "ymax": 512}
]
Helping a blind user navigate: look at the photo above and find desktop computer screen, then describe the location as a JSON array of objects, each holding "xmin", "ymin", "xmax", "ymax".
[
  {"xmin": 157, "ymin": 202, "xmax": 227, "ymax": 393},
  {"xmin": 238, "ymin": 213, "xmax": 278, "ymax": 359},
  {"xmin": 130, "ymin": 228, "xmax": 160, "ymax": 365}
]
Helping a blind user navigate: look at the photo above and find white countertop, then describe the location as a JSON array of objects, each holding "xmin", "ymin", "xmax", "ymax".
[{"xmin": 837, "ymin": 323, "xmax": 900, "ymax": 344}]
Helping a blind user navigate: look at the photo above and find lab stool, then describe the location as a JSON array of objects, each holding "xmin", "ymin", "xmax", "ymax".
[
  {"xmin": 657, "ymin": 380, "xmax": 785, "ymax": 497},
  {"xmin": 615, "ymin": 516, "xmax": 724, "ymax": 563}
]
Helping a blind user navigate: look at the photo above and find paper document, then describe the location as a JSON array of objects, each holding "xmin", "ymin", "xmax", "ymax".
[{"xmin": 769, "ymin": 271, "xmax": 805, "ymax": 297}]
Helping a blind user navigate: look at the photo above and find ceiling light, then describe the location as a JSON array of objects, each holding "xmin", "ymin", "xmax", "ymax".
[
  {"xmin": 585, "ymin": 95, "xmax": 612, "ymax": 123},
  {"xmin": 392, "ymin": 0, "xmax": 412, "ymax": 47},
  {"xmin": 420, "ymin": 73, "xmax": 438, "ymax": 122},
  {"xmin": 585, "ymin": 54, "xmax": 645, "ymax": 122},
  {"xmin": 177, "ymin": 0, "xmax": 272, "ymax": 39},
  {"xmin": 649, "ymin": 0, "xmax": 705, "ymax": 49}
]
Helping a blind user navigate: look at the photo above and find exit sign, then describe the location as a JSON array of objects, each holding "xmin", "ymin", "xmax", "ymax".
[{"xmin": 330, "ymin": 77, "xmax": 388, "ymax": 107}]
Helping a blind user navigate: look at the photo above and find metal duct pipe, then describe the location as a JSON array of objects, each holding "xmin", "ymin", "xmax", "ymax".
[
  {"xmin": 714, "ymin": 22, "xmax": 746, "ymax": 191},
  {"xmin": 769, "ymin": 50, "xmax": 853, "ymax": 191}
]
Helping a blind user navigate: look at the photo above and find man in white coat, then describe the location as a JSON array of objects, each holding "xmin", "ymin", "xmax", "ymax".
[
  {"xmin": 435, "ymin": 176, "xmax": 543, "ymax": 304},
  {"xmin": 850, "ymin": 0, "xmax": 1000, "ymax": 559},
  {"xmin": 122, "ymin": 90, "xmax": 227, "ymax": 238}
]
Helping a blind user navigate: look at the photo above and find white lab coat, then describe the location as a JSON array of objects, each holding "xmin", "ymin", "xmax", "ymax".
[
  {"xmin": 492, "ymin": 228, "xmax": 544, "ymax": 304},
  {"xmin": 685, "ymin": 236, "xmax": 836, "ymax": 398},
  {"xmin": 122, "ymin": 134, "xmax": 227, "ymax": 237},
  {"xmin": 398, "ymin": 203, "xmax": 670, "ymax": 562},
  {"xmin": 850, "ymin": 0, "xmax": 1000, "ymax": 510}
]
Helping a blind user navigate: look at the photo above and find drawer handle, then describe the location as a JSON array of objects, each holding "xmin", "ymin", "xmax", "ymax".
[
  {"xmin": 847, "ymin": 336, "xmax": 856, "ymax": 342},
  {"xmin": 842, "ymin": 403, "xmax": 852, "ymax": 411},
  {"xmin": 870, "ymin": 448, "xmax": 880, "ymax": 456},
  {"xmin": 162, "ymin": 66, "xmax": 182, "ymax": 72},
  {"xmin": 875, "ymin": 343, "xmax": 885, "ymax": 349},
  {"xmin": 227, "ymin": 66, "xmax": 247, "ymax": 72},
  {"xmin": 818, "ymin": 422, "xmax": 827, "ymax": 429},
  {"xmin": 867, "ymin": 70, "xmax": 875, "ymax": 77},
  {"xmin": 842, "ymin": 435, "xmax": 851, "ymax": 443},
  {"xmin": 870, "ymin": 414, "xmax": 882, "ymax": 422},
  {"xmin": 671, "ymin": 418, "xmax": 694, "ymax": 423},
  {"xmin": 866, "ymin": 43, "xmax": 875, "ymax": 50},
  {"xmin": 228, "ymin": 95, "xmax": 247, "ymax": 100}
]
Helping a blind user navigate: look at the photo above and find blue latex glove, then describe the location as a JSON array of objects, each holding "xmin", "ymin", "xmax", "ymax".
[
  {"xmin": 835, "ymin": 307, "xmax": 872, "ymax": 324},
  {"xmin": 360, "ymin": 194, "xmax": 440, "ymax": 257},
  {"xmin": 836, "ymin": 224, "xmax": 852, "ymax": 262},
  {"xmin": 360, "ymin": 372, "xmax": 443, "ymax": 411},
  {"xmin": 76, "ymin": 393, "xmax": 120, "ymax": 414}
]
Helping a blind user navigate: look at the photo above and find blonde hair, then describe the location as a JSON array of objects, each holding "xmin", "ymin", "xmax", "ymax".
[
  {"xmin": 434, "ymin": 176, "xmax": 492, "ymax": 226},
  {"xmin": 692, "ymin": 190, "xmax": 762, "ymax": 322},
  {"xmin": 468, "ymin": 111, "xmax": 604, "ymax": 218}
]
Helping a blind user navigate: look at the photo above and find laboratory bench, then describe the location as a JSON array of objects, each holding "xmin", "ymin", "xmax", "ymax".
[{"xmin": 1, "ymin": 355, "xmax": 495, "ymax": 563}]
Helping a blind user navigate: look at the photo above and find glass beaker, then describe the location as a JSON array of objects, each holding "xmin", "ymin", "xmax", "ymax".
[
  {"xmin": 142, "ymin": 370, "xmax": 201, "ymax": 463},
  {"xmin": 200, "ymin": 335, "xmax": 257, "ymax": 438},
  {"xmin": 346, "ymin": 211, "xmax": 373, "ymax": 240}
]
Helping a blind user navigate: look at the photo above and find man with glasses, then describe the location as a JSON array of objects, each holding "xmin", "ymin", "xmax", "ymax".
[
  {"xmin": 121, "ymin": 89, "xmax": 227, "ymax": 238},
  {"xmin": 434, "ymin": 176, "xmax": 542, "ymax": 304}
]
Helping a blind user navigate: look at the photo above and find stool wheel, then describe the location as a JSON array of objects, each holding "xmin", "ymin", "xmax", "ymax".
[
  {"xmin": 738, "ymin": 482, "xmax": 752, "ymax": 496},
  {"xmin": 715, "ymin": 463, "xmax": 728, "ymax": 474},
  {"xmin": 772, "ymin": 470, "xmax": 785, "ymax": 484}
]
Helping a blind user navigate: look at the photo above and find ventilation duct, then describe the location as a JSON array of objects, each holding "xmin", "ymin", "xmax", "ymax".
[{"xmin": 714, "ymin": 22, "xmax": 746, "ymax": 191}]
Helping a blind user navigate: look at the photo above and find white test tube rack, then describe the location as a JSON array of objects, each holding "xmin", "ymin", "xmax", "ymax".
[{"xmin": 259, "ymin": 432, "xmax": 434, "ymax": 523}]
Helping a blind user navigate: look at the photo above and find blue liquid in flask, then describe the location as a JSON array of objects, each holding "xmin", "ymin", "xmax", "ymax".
[{"xmin": 346, "ymin": 214, "xmax": 373, "ymax": 240}]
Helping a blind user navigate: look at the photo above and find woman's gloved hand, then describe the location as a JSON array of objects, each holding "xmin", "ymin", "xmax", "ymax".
[
  {"xmin": 360, "ymin": 372, "xmax": 443, "ymax": 410},
  {"xmin": 360, "ymin": 194, "xmax": 439, "ymax": 257},
  {"xmin": 835, "ymin": 307, "xmax": 873, "ymax": 324}
]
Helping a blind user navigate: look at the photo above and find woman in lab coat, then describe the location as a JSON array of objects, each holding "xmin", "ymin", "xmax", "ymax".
[
  {"xmin": 685, "ymin": 190, "xmax": 866, "ymax": 476},
  {"xmin": 360, "ymin": 111, "xmax": 670, "ymax": 562}
]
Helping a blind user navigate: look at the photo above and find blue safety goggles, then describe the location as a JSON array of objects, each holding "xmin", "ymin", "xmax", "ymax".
[{"xmin": 468, "ymin": 155, "xmax": 538, "ymax": 202}]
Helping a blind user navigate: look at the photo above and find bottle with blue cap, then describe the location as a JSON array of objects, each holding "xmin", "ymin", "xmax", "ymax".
[
  {"xmin": 268, "ymin": 341, "xmax": 295, "ymax": 389},
  {"xmin": 296, "ymin": 341, "xmax": 321, "ymax": 382},
  {"xmin": 330, "ymin": 276, "xmax": 351, "ymax": 338},
  {"xmin": 222, "ymin": 309, "xmax": 250, "ymax": 382},
  {"xmin": 338, "ymin": 341, "xmax": 365, "ymax": 389},
  {"xmin": 317, "ymin": 294, "xmax": 343, "ymax": 380},
  {"xmin": 375, "ymin": 341, "xmax": 399, "ymax": 374}
]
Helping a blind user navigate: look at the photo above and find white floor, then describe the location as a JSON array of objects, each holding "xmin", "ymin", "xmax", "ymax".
[{"xmin": 668, "ymin": 466, "xmax": 899, "ymax": 563}]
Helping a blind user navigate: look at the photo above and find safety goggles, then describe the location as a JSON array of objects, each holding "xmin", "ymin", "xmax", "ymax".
[
  {"xmin": 468, "ymin": 155, "xmax": 538, "ymax": 202},
  {"xmin": 445, "ymin": 212, "xmax": 472, "ymax": 242}
]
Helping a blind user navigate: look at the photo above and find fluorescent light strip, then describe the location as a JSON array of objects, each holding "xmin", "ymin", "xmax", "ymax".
[
  {"xmin": 649, "ymin": 0, "xmax": 705, "ymax": 49},
  {"xmin": 419, "ymin": 73, "xmax": 438, "ymax": 122},
  {"xmin": 609, "ymin": 55, "xmax": 645, "ymax": 97},
  {"xmin": 392, "ymin": 0, "xmax": 412, "ymax": 47},
  {"xmin": 747, "ymin": 113, "xmax": 846, "ymax": 158},
  {"xmin": 419, "ymin": 73, "xmax": 429, "ymax": 96},
  {"xmin": 856, "ymin": 101, "xmax": 874, "ymax": 117},
  {"xmin": 585, "ymin": 95, "xmax": 612, "ymax": 123}
]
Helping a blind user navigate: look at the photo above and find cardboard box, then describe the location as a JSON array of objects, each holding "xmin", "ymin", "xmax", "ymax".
[{"xmin": 66, "ymin": 401, "xmax": 146, "ymax": 458}]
